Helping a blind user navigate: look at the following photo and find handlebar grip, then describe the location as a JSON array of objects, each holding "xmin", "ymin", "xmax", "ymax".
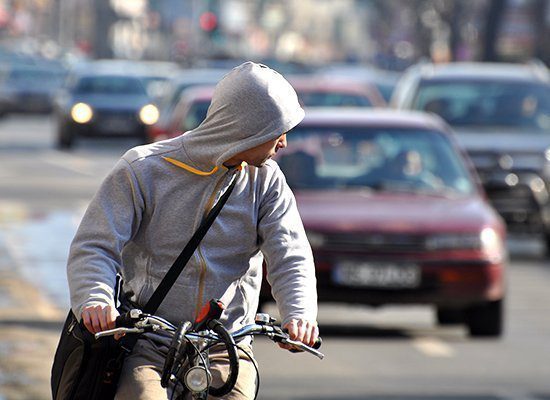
[
  {"xmin": 115, "ymin": 309, "xmax": 143, "ymax": 328},
  {"xmin": 313, "ymin": 337, "xmax": 322, "ymax": 349},
  {"xmin": 115, "ymin": 312, "xmax": 133, "ymax": 328}
]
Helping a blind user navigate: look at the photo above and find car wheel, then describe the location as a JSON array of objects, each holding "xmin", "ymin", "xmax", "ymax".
[
  {"xmin": 57, "ymin": 125, "xmax": 74, "ymax": 149},
  {"xmin": 466, "ymin": 299, "xmax": 503, "ymax": 337},
  {"xmin": 436, "ymin": 307, "xmax": 464, "ymax": 325},
  {"xmin": 544, "ymin": 232, "xmax": 550, "ymax": 255}
]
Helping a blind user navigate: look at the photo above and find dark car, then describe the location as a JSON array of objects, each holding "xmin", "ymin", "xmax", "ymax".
[
  {"xmin": 0, "ymin": 62, "xmax": 67, "ymax": 115},
  {"xmin": 391, "ymin": 61, "xmax": 550, "ymax": 249},
  {"xmin": 91, "ymin": 59, "xmax": 181, "ymax": 105},
  {"xmin": 54, "ymin": 69, "xmax": 159, "ymax": 149},
  {"xmin": 262, "ymin": 108, "xmax": 507, "ymax": 337}
]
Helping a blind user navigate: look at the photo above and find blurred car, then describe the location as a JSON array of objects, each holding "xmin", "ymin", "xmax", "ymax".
[
  {"xmin": 147, "ymin": 77, "xmax": 386, "ymax": 142},
  {"xmin": 147, "ymin": 85, "xmax": 214, "ymax": 142},
  {"xmin": 391, "ymin": 61, "xmax": 550, "ymax": 249},
  {"xmin": 316, "ymin": 64, "xmax": 402, "ymax": 102},
  {"xmin": 91, "ymin": 59, "xmax": 181, "ymax": 104},
  {"xmin": 0, "ymin": 62, "xmax": 67, "ymax": 115},
  {"xmin": 289, "ymin": 77, "xmax": 386, "ymax": 108},
  {"xmin": 262, "ymin": 108, "xmax": 507, "ymax": 337},
  {"xmin": 54, "ymin": 68, "xmax": 159, "ymax": 149},
  {"xmin": 155, "ymin": 68, "xmax": 229, "ymax": 128}
]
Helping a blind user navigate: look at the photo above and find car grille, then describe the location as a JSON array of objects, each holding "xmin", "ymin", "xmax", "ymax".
[
  {"xmin": 322, "ymin": 233, "xmax": 427, "ymax": 253},
  {"xmin": 95, "ymin": 110, "xmax": 137, "ymax": 121}
]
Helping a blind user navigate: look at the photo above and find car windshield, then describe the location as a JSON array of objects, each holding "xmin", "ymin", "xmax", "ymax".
[
  {"xmin": 179, "ymin": 100, "xmax": 211, "ymax": 131},
  {"xmin": 276, "ymin": 127, "xmax": 475, "ymax": 196},
  {"xmin": 413, "ymin": 80, "xmax": 550, "ymax": 132},
  {"xmin": 74, "ymin": 76, "xmax": 146, "ymax": 95},
  {"xmin": 5, "ymin": 68, "xmax": 66, "ymax": 87},
  {"xmin": 298, "ymin": 91, "xmax": 372, "ymax": 107}
]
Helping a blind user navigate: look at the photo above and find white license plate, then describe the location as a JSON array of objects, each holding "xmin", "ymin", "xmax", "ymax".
[{"xmin": 333, "ymin": 261, "xmax": 421, "ymax": 288}]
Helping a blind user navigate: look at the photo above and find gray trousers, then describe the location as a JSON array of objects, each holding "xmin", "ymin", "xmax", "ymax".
[{"xmin": 115, "ymin": 337, "xmax": 257, "ymax": 400}]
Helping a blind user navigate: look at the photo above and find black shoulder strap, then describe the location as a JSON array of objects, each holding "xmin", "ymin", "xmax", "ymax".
[{"xmin": 142, "ymin": 172, "xmax": 238, "ymax": 314}]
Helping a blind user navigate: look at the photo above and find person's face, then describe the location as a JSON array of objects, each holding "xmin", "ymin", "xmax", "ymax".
[{"xmin": 225, "ymin": 133, "xmax": 287, "ymax": 167}]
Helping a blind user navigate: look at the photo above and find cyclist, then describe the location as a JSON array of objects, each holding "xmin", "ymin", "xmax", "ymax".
[{"xmin": 66, "ymin": 61, "xmax": 319, "ymax": 399}]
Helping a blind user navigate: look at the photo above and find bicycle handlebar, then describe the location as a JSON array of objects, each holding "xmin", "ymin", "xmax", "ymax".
[{"xmin": 94, "ymin": 307, "xmax": 324, "ymax": 398}]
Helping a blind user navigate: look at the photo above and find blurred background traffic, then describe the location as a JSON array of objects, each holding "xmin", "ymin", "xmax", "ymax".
[{"xmin": 0, "ymin": 0, "xmax": 549, "ymax": 399}]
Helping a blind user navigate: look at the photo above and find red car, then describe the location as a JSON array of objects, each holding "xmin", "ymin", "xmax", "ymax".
[
  {"xmin": 289, "ymin": 76, "xmax": 386, "ymax": 108},
  {"xmin": 263, "ymin": 108, "xmax": 507, "ymax": 337},
  {"xmin": 147, "ymin": 78, "xmax": 386, "ymax": 143},
  {"xmin": 147, "ymin": 85, "xmax": 215, "ymax": 142}
]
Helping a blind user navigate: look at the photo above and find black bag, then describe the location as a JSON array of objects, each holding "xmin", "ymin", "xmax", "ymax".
[
  {"xmin": 50, "ymin": 172, "xmax": 238, "ymax": 400},
  {"xmin": 51, "ymin": 311, "xmax": 125, "ymax": 400}
]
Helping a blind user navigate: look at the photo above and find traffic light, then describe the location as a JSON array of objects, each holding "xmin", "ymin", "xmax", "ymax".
[
  {"xmin": 199, "ymin": 11, "xmax": 218, "ymax": 33},
  {"xmin": 199, "ymin": 0, "xmax": 221, "ymax": 43}
]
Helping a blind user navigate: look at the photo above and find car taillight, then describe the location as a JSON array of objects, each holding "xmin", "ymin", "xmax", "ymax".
[
  {"xmin": 439, "ymin": 268, "xmax": 488, "ymax": 284},
  {"xmin": 148, "ymin": 125, "xmax": 168, "ymax": 142}
]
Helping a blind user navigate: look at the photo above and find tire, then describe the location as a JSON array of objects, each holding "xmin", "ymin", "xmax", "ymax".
[
  {"xmin": 435, "ymin": 307, "xmax": 464, "ymax": 325},
  {"xmin": 466, "ymin": 299, "xmax": 503, "ymax": 337},
  {"xmin": 56, "ymin": 124, "xmax": 74, "ymax": 149},
  {"xmin": 544, "ymin": 232, "xmax": 550, "ymax": 256}
]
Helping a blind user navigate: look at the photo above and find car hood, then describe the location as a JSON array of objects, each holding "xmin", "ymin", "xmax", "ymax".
[
  {"xmin": 453, "ymin": 128, "xmax": 550, "ymax": 153},
  {"xmin": 295, "ymin": 190, "xmax": 499, "ymax": 234},
  {"xmin": 70, "ymin": 94, "xmax": 151, "ymax": 111}
]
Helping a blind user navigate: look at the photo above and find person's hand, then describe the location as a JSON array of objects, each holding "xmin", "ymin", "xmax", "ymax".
[
  {"xmin": 81, "ymin": 304, "xmax": 122, "ymax": 339},
  {"xmin": 279, "ymin": 318, "xmax": 319, "ymax": 351}
]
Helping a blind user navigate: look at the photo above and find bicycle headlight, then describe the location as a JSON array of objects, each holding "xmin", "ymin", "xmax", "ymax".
[
  {"xmin": 70, "ymin": 102, "xmax": 93, "ymax": 123},
  {"xmin": 139, "ymin": 104, "xmax": 159, "ymax": 125},
  {"xmin": 184, "ymin": 366, "xmax": 210, "ymax": 393}
]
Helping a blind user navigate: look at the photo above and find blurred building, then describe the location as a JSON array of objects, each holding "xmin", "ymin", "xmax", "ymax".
[{"xmin": 0, "ymin": 0, "xmax": 546, "ymax": 69}]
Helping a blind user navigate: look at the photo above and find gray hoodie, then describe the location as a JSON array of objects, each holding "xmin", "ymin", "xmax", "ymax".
[{"xmin": 67, "ymin": 62, "xmax": 317, "ymax": 332}]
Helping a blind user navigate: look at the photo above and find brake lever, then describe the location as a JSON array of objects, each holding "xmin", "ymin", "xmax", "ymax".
[
  {"xmin": 94, "ymin": 324, "xmax": 159, "ymax": 339},
  {"xmin": 94, "ymin": 327, "xmax": 144, "ymax": 339},
  {"xmin": 281, "ymin": 337, "xmax": 324, "ymax": 360}
]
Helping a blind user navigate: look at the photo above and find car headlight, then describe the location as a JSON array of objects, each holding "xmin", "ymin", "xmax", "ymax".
[
  {"xmin": 70, "ymin": 102, "xmax": 93, "ymax": 123},
  {"xmin": 306, "ymin": 231, "xmax": 326, "ymax": 248},
  {"xmin": 426, "ymin": 228, "xmax": 504, "ymax": 261},
  {"xmin": 480, "ymin": 227, "xmax": 505, "ymax": 262},
  {"xmin": 139, "ymin": 104, "xmax": 159, "ymax": 125}
]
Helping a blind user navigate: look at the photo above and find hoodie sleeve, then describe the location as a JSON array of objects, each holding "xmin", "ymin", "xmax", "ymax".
[
  {"xmin": 67, "ymin": 157, "xmax": 144, "ymax": 319},
  {"xmin": 257, "ymin": 164, "xmax": 318, "ymax": 326}
]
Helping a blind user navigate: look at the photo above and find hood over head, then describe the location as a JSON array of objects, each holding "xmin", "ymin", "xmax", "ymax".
[{"xmin": 180, "ymin": 61, "xmax": 305, "ymax": 170}]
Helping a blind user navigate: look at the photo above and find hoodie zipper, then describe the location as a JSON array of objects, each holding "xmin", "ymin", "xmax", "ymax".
[{"xmin": 194, "ymin": 170, "xmax": 233, "ymax": 319}]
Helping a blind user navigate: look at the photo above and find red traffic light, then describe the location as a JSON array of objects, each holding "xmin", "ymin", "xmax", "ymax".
[{"xmin": 199, "ymin": 11, "xmax": 218, "ymax": 32}]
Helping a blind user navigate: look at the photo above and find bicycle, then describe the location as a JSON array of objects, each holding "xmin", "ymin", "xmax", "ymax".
[{"xmin": 95, "ymin": 299, "xmax": 324, "ymax": 399}]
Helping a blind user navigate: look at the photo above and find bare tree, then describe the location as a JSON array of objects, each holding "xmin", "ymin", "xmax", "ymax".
[{"xmin": 482, "ymin": 0, "xmax": 507, "ymax": 61}]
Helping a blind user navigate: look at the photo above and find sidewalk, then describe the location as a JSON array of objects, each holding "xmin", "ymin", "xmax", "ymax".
[{"xmin": 0, "ymin": 249, "xmax": 64, "ymax": 399}]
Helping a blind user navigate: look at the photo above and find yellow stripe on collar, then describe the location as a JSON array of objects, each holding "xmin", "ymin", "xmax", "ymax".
[{"xmin": 163, "ymin": 156, "xmax": 219, "ymax": 176}]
